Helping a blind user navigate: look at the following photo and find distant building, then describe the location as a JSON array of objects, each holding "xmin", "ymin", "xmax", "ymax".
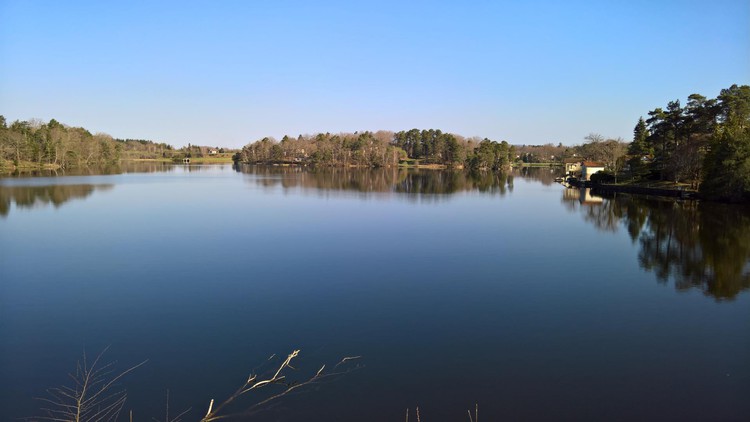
[
  {"xmin": 208, "ymin": 150, "xmax": 218, "ymax": 155},
  {"xmin": 581, "ymin": 161, "xmax": 606, "ymax": 181},
  {"xmin": 564, "ymin": 158, "xmax": 581, "ymax": 175}
]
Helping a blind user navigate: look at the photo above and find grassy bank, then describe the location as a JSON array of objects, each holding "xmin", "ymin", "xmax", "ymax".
[
  {"xmin": 398, "ymin": 159, "xmax": 450, "ymax": 169},
  {"xmin": 183, "ymin": 156, "xmax": 235, "ymax": 163},
  {"xmin": 129, "ymin": 155, "xmax": 234, "ymax": 164},
  {"xmin": 607, "ymin": 180, "xmax": 694, "ymax": 190},
  {"xmin": 0, "ymin": 160, "xmax": 62, "ymax": 174},
  {"xmin": 0, "ymin": 156, "xmax": 235, "ymax": 175},
  {"xmin": 518, "ymin": 162, "xmax": 562, "ymax": 167}
]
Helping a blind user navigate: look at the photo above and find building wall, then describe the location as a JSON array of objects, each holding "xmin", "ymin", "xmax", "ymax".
[
  {"xmin": 565, "ymin": 163, "xmax": 581, "ymax": 174},
  {"xmin": 582, "ymin": 166, "xmax": 604, "ymax": 181}
]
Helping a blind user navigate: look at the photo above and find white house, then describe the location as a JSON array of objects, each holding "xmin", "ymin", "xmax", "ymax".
[{"xmin": 581, "ymin": 161, "xmax": 605, "ymax": 181}]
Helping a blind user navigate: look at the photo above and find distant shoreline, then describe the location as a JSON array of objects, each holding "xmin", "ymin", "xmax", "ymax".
[{"xmin": 0, "ymin": 157, "xmax": 235, "ymax": 174}]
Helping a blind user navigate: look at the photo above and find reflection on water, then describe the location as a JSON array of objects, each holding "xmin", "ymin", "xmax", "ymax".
[
  {"xmin": 0, "ymin": 162, "xmax": 233, "ymax": 216},
  {"xmin": 235, "ymin": 164, "xmax": 516, "ymax": 197},
  {"xmin": 5, "ymin": 162, "xmax": 746, "ymax": 301},
  {"xmin": 561, "ymin": 187, "xmax": 604, "ymax": 206},
  {"xmin": 513, "ymin": 166, "xmax": 562, "ymax": 185},
  {"xmin": 563, "ymin": 188, "xmax": 750, "ymax": 300},
  {"xmin": 1, "ymin": 161, "xmax": 177, "ymax": 178},
  {"xmin": 2, "ymin": 164, "xmax": 748, "ymax": 421},
  {"xmin": 0, "ymin": 184, "xmax": 114, "ymax": 217}
]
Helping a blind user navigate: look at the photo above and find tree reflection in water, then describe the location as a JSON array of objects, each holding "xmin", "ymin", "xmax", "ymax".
[
  {"xmin": 234, "ymin": 164, "xmax": 516, "ymax": 198},
  {"xmin": 563, "ymin": 188, "xmax": 750, "ymax": 300},
  {"xmin": 0, "ymin": 162, "xmax": 222, "ymax": 217},
  {"xmin": 514, "ymin": 165, "xmax": 561, "ymax": 186},
  {"xmin": 2, "ymin": 161, "xmax": 176, "ymax": 178},
  {"xmin": 0, "ymin": 184, "xmax": 113, "ymax": 217}
]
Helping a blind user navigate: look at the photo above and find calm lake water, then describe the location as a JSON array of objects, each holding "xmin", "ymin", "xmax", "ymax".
[{"xmin": 1, "ymin": 164, "xmax": 749, "ymax": 421}]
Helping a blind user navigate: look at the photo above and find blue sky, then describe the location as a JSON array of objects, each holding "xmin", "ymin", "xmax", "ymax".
[{"xmin": 1, "ymin": 0, "xmax": 748, "ymax": 148}]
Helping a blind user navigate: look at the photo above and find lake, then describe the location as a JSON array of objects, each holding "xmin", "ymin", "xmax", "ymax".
[{"xmin": 1, "ymin": 164, "xmax": 748, "ymax": 421}]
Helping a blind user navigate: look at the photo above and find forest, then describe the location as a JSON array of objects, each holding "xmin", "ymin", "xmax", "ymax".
[
  {"xmin": 0, "ymin": 117, "xmax": 121, "ymax": 170},
  {"xmin": 499, "ymin": 84, "xmax": 750, "ymax": 202},
  {"xmin": 234, "ymin": 129, "xmax": 516, "ymax": 171},
  {"xmin": 0, "ymin": 116, "xmax": 240, "ymax": 172},
  {"xmin": 0, "ymin": 116, "xmax": 177, "ymax": 171},
  {"xmin": 627, "ymin": 84, "xmax": 750, "ymax": 202}
]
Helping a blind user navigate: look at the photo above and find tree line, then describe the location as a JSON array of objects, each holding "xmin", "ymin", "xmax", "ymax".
[
  {"xmin": 237, "ymin": 131, "xmax": 400, "ymax": 168},
  {"xmin": 235, "ymin": 129, "xmax": 517, "ymax": 171},
  {"xmin": 117, "ymin": 138, "xmax": 175, "ymax": 160},
  {"xmin": 6, "ymin": 82, "xmax": 747, "ymax": 202},
  {"xmin": 534, "ymin": 83, "xmax": 749, "ymax": 202},
  {"xmin": 0, "ymin": 116, "xmax": 177, "ymax": 171},
  {"xmin": 0, "ymin": 117, "xmax": 122, "ymax": 170},
  {"xmin": 627, "ymin": 84, "xmax": 750, "ymax": 202}
]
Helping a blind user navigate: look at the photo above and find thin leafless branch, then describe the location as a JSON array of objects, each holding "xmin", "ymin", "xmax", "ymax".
[
  {"xmin": 33, "ymin": 347, "xmax": 146, "ymax": 422},
  {"xmin": 199, "ymin": 350, "xmax": 362, "ymax": 422}
]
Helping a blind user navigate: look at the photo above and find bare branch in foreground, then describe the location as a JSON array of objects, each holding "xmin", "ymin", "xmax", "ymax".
[
  {"xmin": 151, "ymin": 389, "xmax": 191, "ymax": 422},
  {"xmin": 34, "ymin": 347, "xmax": 147, "ymax": 422},
  {"xmin": 467, "ymin": 403, "xmax": 478, "ymax": 422},
  {"xmin": 200, "ymin": 350, "xmax": 362, "ymax": 421}
]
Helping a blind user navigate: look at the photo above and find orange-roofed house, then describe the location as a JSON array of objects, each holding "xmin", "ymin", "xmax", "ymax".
[{"xmin": 581, "ymin": 161, "xmax": 605, "ymax": 181}]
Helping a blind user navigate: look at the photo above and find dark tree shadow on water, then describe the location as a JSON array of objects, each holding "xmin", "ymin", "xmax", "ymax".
[{"xmin": 563, "ymin": 189, "xmax": 750, "ymax": 300}]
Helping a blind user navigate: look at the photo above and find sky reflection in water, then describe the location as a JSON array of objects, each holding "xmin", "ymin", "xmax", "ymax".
[{"xmin": 1, "ymin": 164, "xmax": 748, "ymax": 421}]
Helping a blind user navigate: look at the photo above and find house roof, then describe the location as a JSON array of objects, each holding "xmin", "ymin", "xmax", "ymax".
[{"xmin": 582, "ymin": 161, "xmax": 605, "ymax": 167}]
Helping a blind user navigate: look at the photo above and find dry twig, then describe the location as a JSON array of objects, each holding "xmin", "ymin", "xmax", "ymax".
[
  {"xmin": 34, "ymin": 347, "xmax": 146, "ymax": 422},
  {"xmin": 467, "ymin": 403, "xmax": 478, "ymax": 422},
  {"xmin": 200, "ymin": 350, "xmax": 361, "ymax": 421},
  {"xmin": 150, "ymin": 389, "xmax": 191, "ymax": 422}
]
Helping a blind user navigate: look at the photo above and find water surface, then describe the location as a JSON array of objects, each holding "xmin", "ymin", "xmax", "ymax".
[{"xmin": 1, "ymin": 164, "xmax": 748, "ymax": 421}]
